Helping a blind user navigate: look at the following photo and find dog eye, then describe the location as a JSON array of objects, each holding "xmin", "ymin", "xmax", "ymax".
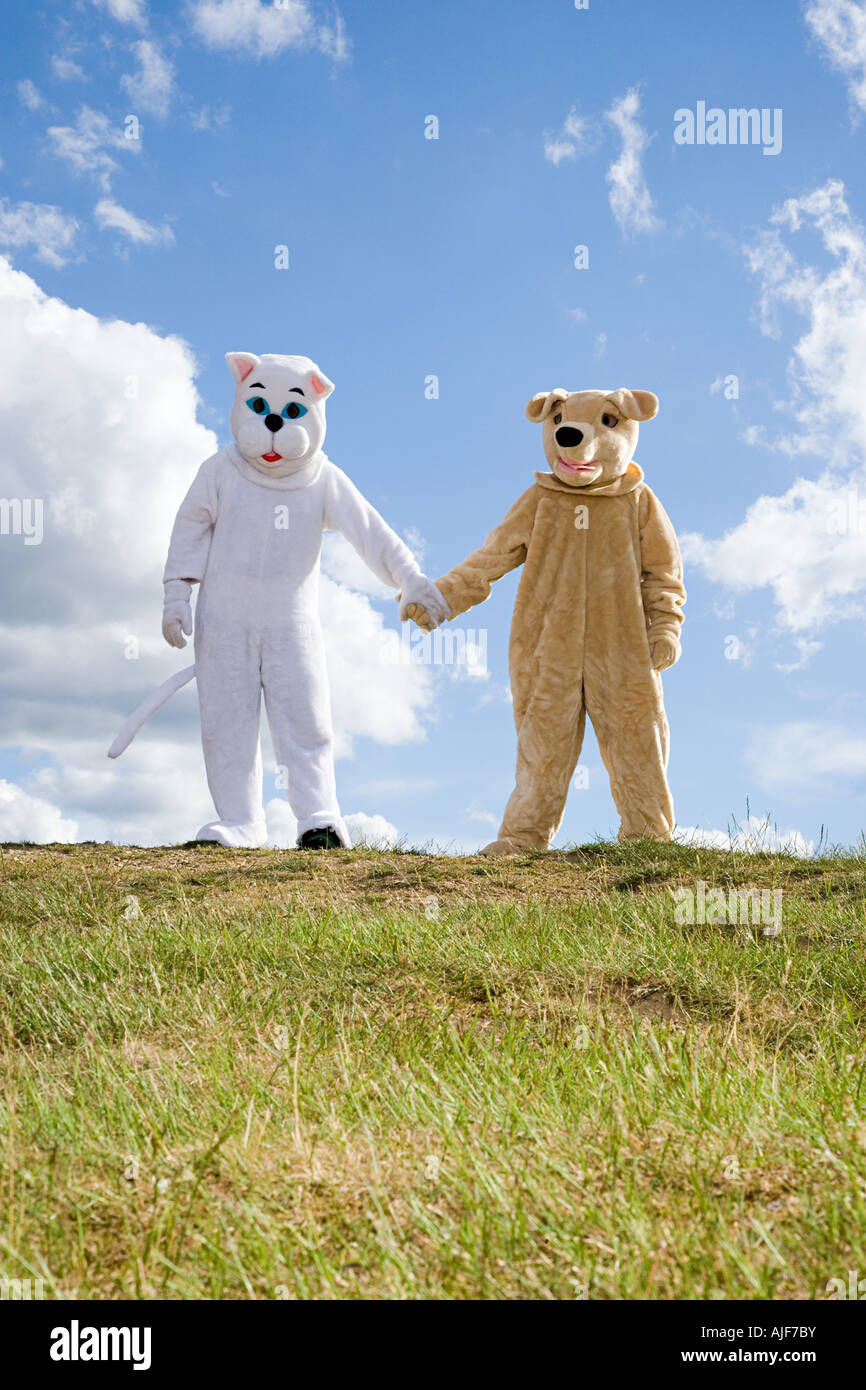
[
  {"xmin": 553, "ymin": 412, "xmax": 563, "ymax": 425},
  {"xmin": 282, "ymin": 401, "xmax": 308, "ymax": 421},
  {"xmin": 246, "ymin": 396, "xmax": 269, "ymax": 415},
  {"xmin": 601, "ymin": 412, "xmax": 619, "ymax": 428}
]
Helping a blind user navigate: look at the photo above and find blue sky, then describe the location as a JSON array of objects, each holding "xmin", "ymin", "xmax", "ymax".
[{"xmin": 1, "ymin": 0, "xmax": 866, "ymax": 852}]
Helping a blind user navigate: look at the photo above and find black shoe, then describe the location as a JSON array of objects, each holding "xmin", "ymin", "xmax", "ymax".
[{"xmin": 298, "ymin": 826, "xmax": 344, "ymax": 851}]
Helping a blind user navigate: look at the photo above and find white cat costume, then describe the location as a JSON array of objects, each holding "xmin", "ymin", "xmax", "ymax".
[{"xmin": 109, "ymin": 352, "xmax": 448, "ymax": 849}]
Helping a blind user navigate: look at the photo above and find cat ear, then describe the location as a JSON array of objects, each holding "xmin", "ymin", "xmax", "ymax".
[
  {"xmin": 226, "ymin": 352, "xmax": 260, "ymax": 385},
  {"xmin": 308, "ymin": 367, "xmax": 334, "ymax": 400}
]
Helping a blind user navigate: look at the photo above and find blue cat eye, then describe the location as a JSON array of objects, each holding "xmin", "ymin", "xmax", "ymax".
[
  {"xmin": 246, "ymin": 396, "xmax": 270, "ymax": 415},
  {"xmin": 282, "ymin": 401, "xmax": 308, "ymax": 420}
]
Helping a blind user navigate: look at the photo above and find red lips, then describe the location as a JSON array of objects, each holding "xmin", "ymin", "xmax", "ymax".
[{"xmin": 261, "ymin": 451, "xmax": 282, "ymax": 463}]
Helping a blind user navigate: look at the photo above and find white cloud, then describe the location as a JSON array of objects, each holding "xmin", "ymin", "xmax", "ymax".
[
  {"xmin": 446, "ymin": 631, "xmax": 490, "ymax": 684},
  {"xmin": 0, "ymin": 780, "xmax": 78, "ymax": 844},
  {"xmin": 264, "ymin": 798, "xmax": 300, "ymax": 847},
  {"xmin": 94, "ymin": 198, "xmax": 174, "ymax": 247},
  {"xmin": 121, "ymin": 40, "xmax": 175, "ymax": 118},
  {"xmin": 675, "ymin": 816, "xmax": 814, "ymax": 857},
  {"xmin": 683, "ymin": 179, "xmax": 866, "ymax": 631},
  {"xmin": 47, "ymin": 107, "xmax": 139, "ymax": 191},
  {"xmin": 18, "ymin": 79, "xmax": 44, "ymax": 111},
  {"xmin": 345, "ymin": 812, "xmax": 400, "ymax": 848},
  {"xmin": 89, "ymin": 0, "xmax": 147, "ymax": 25},
  {"xmin": 544, "ymin": 107, "xmax": 599, "ymax": 165},
  {"xmin": 51, "ymin": 55, "xmax": 88, "ymax": 82},
  {"xmin": 746, "ymin": 721, "xmax": 866, "ymax": 797},
  {"xmin": 604, "ymin": 88, "xmax": 663, "ymax": 234},
  {"xmin": 774, "ymin": 637, "xmax": 823, "ymax": 672},
  {"xmin": 681, "ymin": 476, "xmax": 866, "ymax": 631},
  {"xmin": 805, "ymin": 0, "xmax": 866, "ymax": 116},
  {"xmin": 0, "ymin": 256, "xmax": 433, "ymax": 844},
  {"xmin": 191, "ymin": 103, "xmax": 231, "ymax": 132},
  {"xmin": 321, "ymin": 529, "xmax": 425, "ymax": 600},
  {"xmin": 189, "ymin": 0, "xmax": 350, "ymax": 62},
  {"xmin": 401, "ymin": 525, "xmax": 427, "ymax": 563},
  {"xmin": 321, "ymin": 531, "xmax": 393, "ymax": 599},
  {"xmin": 24, "ymin": 740, "xmax": 214, "ymax": 846},
  {"xmin": 744, "ymin": 180, "xmax": 866, "ymax": 459},
  {"xmin": 318, "ymin": 576, "xmax": 434, "ymax": 757},
  {"xmin": 319, "ymin": 13, "xmax": 349, "ymax": 62},
  {"xmin": 0, "ymin": 199, "xmax": 79, "ymax": 268}
]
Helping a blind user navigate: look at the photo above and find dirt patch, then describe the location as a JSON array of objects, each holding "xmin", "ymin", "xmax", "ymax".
[{"xmin": 607, "ymin": 979, "xmax": 689, "ymax": 1023}]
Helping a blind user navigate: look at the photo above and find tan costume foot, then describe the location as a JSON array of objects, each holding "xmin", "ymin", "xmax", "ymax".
[
  {"xmin": 617, "ymin": 827, "xmax": 673, "ymax": 844},
  {"xmin": 479, "ymin": 837, "xmax": 535, "ymax": 856}
]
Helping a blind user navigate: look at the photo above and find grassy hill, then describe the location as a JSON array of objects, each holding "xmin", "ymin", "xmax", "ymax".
[{"xmin": 1, "ymin": 839, "xmax": 865, "ymax": 1300}]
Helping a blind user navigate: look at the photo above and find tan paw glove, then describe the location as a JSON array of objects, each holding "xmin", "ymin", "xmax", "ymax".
[
  {"xmin": 397, "ymin": 574, "xmax": 451, "ymax": 631},
  {"xmin": 163, "ymin": 579, "xmax": 193, "ymax": 649},
  {"xmin": 404, "ymin": 603, "xmax": 434, "ymax": 632},
  {"xmin": 650, "ymin": 634, "xmax": 680, "ymax": 671}
]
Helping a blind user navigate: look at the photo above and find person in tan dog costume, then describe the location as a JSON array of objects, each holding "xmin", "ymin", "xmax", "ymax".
[{"xmin": 405, "ymin": 388, "xmax": 685, "ymax": 854}]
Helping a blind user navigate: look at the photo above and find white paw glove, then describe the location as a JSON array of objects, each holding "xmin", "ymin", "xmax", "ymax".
[
  {"xmin": 162, "ymin": 579, "xmax": 193, "ymax": 649},
  {"xmin": 397, "ymin": 573, "xmax": 451, "ymax": 631}
]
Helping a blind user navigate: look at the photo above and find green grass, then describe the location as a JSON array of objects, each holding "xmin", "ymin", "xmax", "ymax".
[{"xmin": 1, "ymin": 839, "xmax": 865, "ymax": 1300}]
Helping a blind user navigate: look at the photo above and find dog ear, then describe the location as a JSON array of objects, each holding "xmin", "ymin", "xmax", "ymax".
[
  {"xmin": 226, "ymin": 352, "xmax": 260, "ymax": 386},
  {"xmin": 525, "ymin": 389, "xmax": 569, "ymax": 423},
  {"xmin": 306, "ymin": 366, "xmax": 335, "ymax": 401},
  {"xmin": 612, "ymin": 389, "xmax": 659, "ymax": 422}
]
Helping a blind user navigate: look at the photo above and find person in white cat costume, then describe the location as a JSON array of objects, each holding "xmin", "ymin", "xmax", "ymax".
[{"xmin": 109, "ymin": 352, "xmax": 448, "ymax": 850}]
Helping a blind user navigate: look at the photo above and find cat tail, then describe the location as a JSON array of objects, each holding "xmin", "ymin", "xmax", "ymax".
[{"xmin": 108, "ymin": 665, "xmax": 197, "ymax": 759}]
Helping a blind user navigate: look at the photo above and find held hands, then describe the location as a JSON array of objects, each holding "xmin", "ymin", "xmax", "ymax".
[
  {"xmin": 650, "ymin": 634, "xmax": 680, "ymax": 672},
  {"xmin": 163, "ymin": 579, "xmax": 193, "ymax": 649},
  {"xmin": 398, "ymin": 574, "xmax": 451, "ymax": 632}
]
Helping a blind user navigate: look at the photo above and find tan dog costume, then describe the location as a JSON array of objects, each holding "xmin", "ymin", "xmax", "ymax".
[{"xmin": 406, "ymin": 388, "xmax": 685, "ymax": 854}]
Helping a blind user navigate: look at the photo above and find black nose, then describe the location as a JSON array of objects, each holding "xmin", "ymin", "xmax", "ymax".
[
  {"xmin": 555, "ymin": 426, "xmax": 584, "ymax": 447},
  {"xmin": 265, "ymin": 413, "xmax": 283, "ymax": 433}
]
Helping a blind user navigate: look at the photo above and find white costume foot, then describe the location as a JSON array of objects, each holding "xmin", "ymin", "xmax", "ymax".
[
  {"xmin": 195, "ymin": 819, "xmax": 268, "ymax": 849},
  {"xmin": 297, "ymin": 815, "xmax": 352, "ymax": 849}
]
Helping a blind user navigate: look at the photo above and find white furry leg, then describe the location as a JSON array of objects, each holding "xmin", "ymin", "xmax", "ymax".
[
  {"xmin": 196, "ymin": 631, "xmax": 266, "ymax": 837},
  {"xmin": 262, "ymin": 625, "xmax": 351, "ymax": 847}
]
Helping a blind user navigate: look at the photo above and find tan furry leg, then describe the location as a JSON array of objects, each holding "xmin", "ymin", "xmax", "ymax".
[
  {"xmin": 589, "ymin": 672, "xmax": 674, "ymax": 842},
  {"xmin": 496, "ymin": 696, "xmax": 587, "ymax": 851}
]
